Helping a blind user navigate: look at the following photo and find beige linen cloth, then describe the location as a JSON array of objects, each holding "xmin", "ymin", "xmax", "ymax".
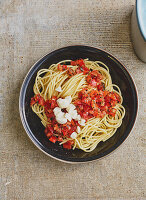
[{"xmin": 0, "ymin": 0, "xmax": 145, "ymax": 199}]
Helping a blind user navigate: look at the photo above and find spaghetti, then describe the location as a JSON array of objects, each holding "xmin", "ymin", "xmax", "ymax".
[{"xmin": 30, "ymin": 59, "xmax": 125, "ymax": 152}]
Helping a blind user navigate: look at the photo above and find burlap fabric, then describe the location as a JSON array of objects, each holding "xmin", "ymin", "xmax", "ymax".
[{"xmin": 0, "ymin": 0, "xmax": 145, "ymax": 199}]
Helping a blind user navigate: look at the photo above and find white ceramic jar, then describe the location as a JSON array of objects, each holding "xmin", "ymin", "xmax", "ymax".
[{"xmin": 131, "ymin": 0, "xmax": 146, "ymax": 63}]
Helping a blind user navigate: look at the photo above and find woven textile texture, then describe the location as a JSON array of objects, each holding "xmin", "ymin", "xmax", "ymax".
[{"xmin": 0, "ymin": 0, "xmax": 145, "ymax": 199}]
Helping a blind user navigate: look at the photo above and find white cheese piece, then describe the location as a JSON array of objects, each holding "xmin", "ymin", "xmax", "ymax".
[
  {"xmin": 75, "ymin": 114, "xmax": 81, "ymax": 121},
  {"xmin": 78, "ymin": 119, "xmax": 86, "ymax": 126},
  {"xmin": 76, "ymin": 126, "xmax": 81, "ymax": 133},
  {"xmin": 57, "ymin": 98, "xmax": 70, "ymax": 109},
  {"xmin": 65, "ymin": 96, "xmax": 72, "ymax": 104},
  {"xmin": 65, "ymin": 113, "xmax": 72, "ymax": 122},
  {"xmin": 56, "ymin": 116, "xmax": 67, "ymax": 124},
  {"xmin": 69, "ymin": 109, "xmax": 78, "ymax": 119},
  {"xmin": 56, "ymin": 111, "xmax": 65, "ymax": 118},
  {"xmin": 66, "ymin": 103, "xmax": 76, "ymax": 113},
  {"xmin": 70, "ymin": 132, "xmax": 77, "ymax": 139},
  {"xmin": 53, "ymin": 107, "xmax": 62, "ymax": 115},
  {"xmin": 55, "ymin": 86, "xmax": 62, "ymax": 92}
]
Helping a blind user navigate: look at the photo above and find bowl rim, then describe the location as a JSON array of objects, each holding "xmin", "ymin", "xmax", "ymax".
[{"xmin": 19, "ymin": 45, "xmax": 138, "ymax": 163}]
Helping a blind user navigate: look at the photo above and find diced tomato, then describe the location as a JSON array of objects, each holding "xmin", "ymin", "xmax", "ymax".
[
  {"xmin": 75, "ymin": 67, "xmax": 82, "ymax": 74},
  {"xmin": 103, "ymin": 90, "xmax": 108, "ymax": 97},
  {"xmin": 67, "ymin": 68, "xmax": 76, "ymax": 77},
  {"xmin": 76, "ymin": 59, "xmax": 85, "ymax": 67},
  {"xmin": 51, "ymin": 96, "xmax": 58, "ymax": 108},
  {"xmin": 86, "ymin": 75, "xmax": 92, "ymax": 83},
  {"xmin": 62, "ymin": 128, "xmax": 68, "ymax": 136},
  {"xmin": 97, "ymin": 94, "xmax": 104, "ymax": 103},
  {"xmin": 45, "ymin": 112, "xmax": 54, "ymax": 120},
  {"xmin": 114, "ymin": 92, "xmax": 121, "ymax": 102},
  {"xmin": 38, "ymin": 97, "xmax": 45, "ymax": 106},
  {"xmin": 90, "ymin": 70, "xmax": 103, "ymax": 81},
  {"xmin": 97, "ymin": 83, "xmax": 105, "ymax": 91},
  {"xmin": 82, "ymin": 97, "xmax": 91, "ymax": 105},
  {"xmin": 108, "ymin": 107, "xmax": 117, "ymax": 117},
  {"xmin": 90, "ymin": 70, "xmax": 101, "ymax": 77},
  {"xmin": 57, "ymin": 64, "xmax": 67, "ymax": 71},
  {"xmin": 57, "ymin": 136, "xmax": 63, "ymax": 142},
  {"xmin": 74, "ymin": 99, "xmax": 82, "ymax": 105},
  {"xmin": 93, "ymin": 110, "xmax": 100, "ymax": 118},
  {"xmin": 54, "ymin": 124, "xmax": 61, "ymax": 133},
  {"xmin": 81, "ymin": 112, "xmax": 89, "ymax": 121},
  {"xmin": 62, "ymin": 65, "xmax": 67, "ymax": 70},
  {"xmin": 69, "ymin": 140, "xmax": 75, "ymax": 145},
  {"xmin": 49, "ymin": 136, "xmax": 57, "ymax": 143},
  {"xmin": 100, "ymin": 105, "xmax": 108, "ymax": 112},
  {"xmin": 47, "ymin": 125, "xmax": 54, "ymax": 133},
  {"xmin": 99, "ymin": 111, "xmax": 106, "ymax": 118},
  {"xmin": 30, "ymin": 94, "xmax": 45, "ymax": 106},
  {"xmin": 30, "ymin": 97, "xmax": 36, "ymax": 106},
  {"xmin": 90, "ymin": 79, "xmax": 97, "ymax": 87},
  {"xmin": 91, "ymin": 100, "xmax": 99, "ymax": 110},
  {"xmin": 71, "ymin": 60, "xmax": 77, "ymax": 66},
  {"xmin": 71, "ymin": 59, "xmax": 85, "ymax": 67},
  {"xmin": 46, "ymin": 132, "xmax": 53, "ymax": 138},
  {"xmin": 70, "ymin": 119, "xmax": 75, "ymax": 126},
  {"xmin": 58, "ymin": 64, "xmax": 62, "ymax": 71},
  {"xmin": 108, "ymin": 92, "xmax": 117, "ymax": 101},
  {"xmin": 88, "ymin": 110, "xmax": 94, "ymax": 115},
  {"xmin": 63, "ymin": 141, "xmax": 72, "ymax": 149},
  {"xmin": 75, "ymin": 65, "xmax": 89, "ymax": 75},
  {"xmin": 110, "ymin": 100, "xmax": 117, "ymax": 107},
  {"xmin": 45, "ymin": 126, "xmax": 54, "ymax": 137},
  {"xmin": 44, "ymin": 128, "xmax": 48, "ymax": 135},
  {"xmin": 90, "ymin": 90, "xmax": 98, "ymax": 98}
]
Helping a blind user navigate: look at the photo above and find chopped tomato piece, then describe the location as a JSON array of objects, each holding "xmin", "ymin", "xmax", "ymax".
[
  {"xmin": 49, "ymin": 136, "xmax": 57, "ymax": 143},
  {"xmin": 62, "ymin": 65, "xmax": 67, "ymax": 70},
  {"xmin": 30, "ymin": 94, "xmax": 45, "ymax": 106},
  {"xmin": 67, "ymin": 68, "xmax": 76, "ymax": 77},
  {"xmin": 114, "ymin": 92, "xmax": 121, "ymax": 102},
  {"xmin": 57, "ymin": 64, "xmax": 62, "ymax": 71},
  {"xmin": 74, "ymin": 99, "xmax": 82, "ymax": 105},
  {"xmin": 75, "ymin": 65, "xmax": 89, "ymax": 75},
  {"xmin": 90, "ymin": 70, "xmax": 101, "ymax": 77},
  {"xmin": 71, "ymin": 119, "xmax": 75, "ymax": 126},
  {"xmin": 97, "ymin": 83, "xmax": 105, "ymax": 91},
  {"xmin": 51, "ymin": 96, "xmax": 58, "ymax": 108},
  {"xmin": 82, "ymin": 98, "xmax": 91, "ymax": 105},
  {"xmin": 90, "ymin": 79, "xmax": 97, "ymax": 87},
  {"xmin": 75, "ymin": 67, "xmax": 82, "ymax": 74},
  {"xmin": 57, "ymin": 136, "xmax": 63, "ymax": 142},
  {"xmin": 30, "ymin": 97, "xmax": 36, "ymax": 106},
  {"xmin": 86, "ymin": 75, "xmax": 92, "ymax": 83},
  {"xmin": 62, "ymin": 128, "xmax": 68, "ymax": 136},
  {"xmin": 103, "ymin": 90, "xmax": 108, "ymax": 97},
  {"xmin": 46, "ymin": 125, "xmax": 54, "ymax": 133},
  {"xmin": 57, "ymin": 64, "xmax": 67, "ymax": 71},
  {"xmin": 63, "ymin": 141, "xmax": 72, "ymax": 149},
  {"xmin": 71, "ymin": 60, "xmax": 77, "ymax": 66},
  {"xmin": 90, "ymin": 90, "xmax": 98, "ymax": 98},
  {"xmin": 76, "ymin": 59, "xmax": 85, "ymax": 67},
  {"xmin": 38, "ymin": 97, "xmax": 45, "ymax": 106},
  {"xmin": 54, "ymin": 124, "xmax": 61, "ymax": 133},
  {"xmin": 108, "ymin": 107, "xmax": 117, "ymax": 117},
  {"xmin": 46, "ymin": 132, "xmax": 53, "ymax": 138},
  {"xmin": 91, "ymin": 100, "xmax": 99, "ymax": 110}
]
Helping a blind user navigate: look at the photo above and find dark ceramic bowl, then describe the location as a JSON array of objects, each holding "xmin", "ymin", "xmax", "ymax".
[{"xmin": 19, "ymin": 45, "xmax": 138, "ymax": 163}]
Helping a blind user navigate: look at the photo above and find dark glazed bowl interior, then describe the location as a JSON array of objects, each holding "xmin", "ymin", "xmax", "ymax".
[{"xmin": 19, "ymin": 45, "xmax": 138, "ymax": 163}]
